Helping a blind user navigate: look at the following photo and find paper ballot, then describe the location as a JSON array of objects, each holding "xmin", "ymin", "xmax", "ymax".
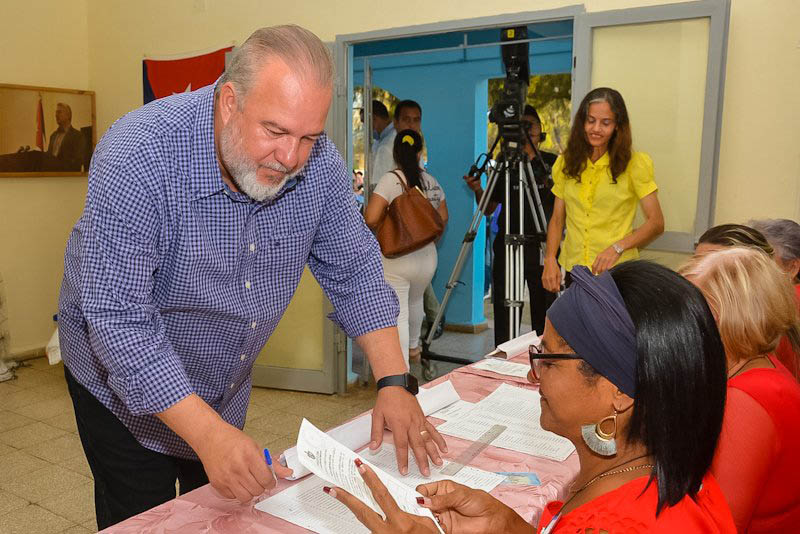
[
  {"xmin": 429, "ymin": 399, "xmax": 476, "ymax": 421},
  {"xmin": 281, "ymin": 380, "xmax": 461, "ymax": 480},
  {"xmin": 436, "ymin": 383, "xmax": 575, "ymax": 461},
  {"xmin": 472, "ymin": 359, "xmax": 531, "ymax": 378},
  {"xmin": 486, "ymin": 331, "xmax": 540, "ymax": 359},
  {"xmin": 294, "ymin": 419, "xmax": 443, "ymax": 532}
]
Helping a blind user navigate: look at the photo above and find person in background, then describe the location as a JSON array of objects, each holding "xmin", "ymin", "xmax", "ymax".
[
  {"xmin": 681, "ymin": 247, "xmax": 800, "ymax": 533},
  {"xmin": 464, "ymin": 105, "xmax": 557, "ymax": 343},
  {"xmin": 364, "ymin": 129, "xmax": 448, "ymax": 367},
  {"xmin": 750, "ymin": 218, "xmax": 800, "ymax": 378},
  {"xmin": 327, "ymin": 261, "xmax": 735, "ymax": 534},
  {"xmin": 695, "ymin": 223, "xmax": 774, "ymax": 256},
  {"xmin": 542, "ymin": 87, "xmax": 664, "ymax": 292},
  {"xmin": 47, "ymin": 102, "xmax": 85, "ymax": 171},
  {"xmin": 370, "ymin": 100, "xmax": 395, "ymax": 190}
]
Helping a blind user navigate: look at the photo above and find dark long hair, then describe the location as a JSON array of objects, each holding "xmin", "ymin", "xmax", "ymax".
[
  {"xmin": 698, "ymin": 224, "xmax": 774, "ymax": 256},
  {"xmin": 563, "ymin": 87, "xmax": 632, "ymax": 182},
  {"xmin": 609, "ymin": 261, "xmax": 727, "ymax": 514},
  {"xmin": 392, "ymin": 129, "xmax": 423, "ymax": 190}
]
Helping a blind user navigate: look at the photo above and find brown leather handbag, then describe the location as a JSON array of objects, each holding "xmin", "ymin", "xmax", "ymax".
[{"xmin": 377, "ymin": 171, "xmax": 444, "ymax": 258}]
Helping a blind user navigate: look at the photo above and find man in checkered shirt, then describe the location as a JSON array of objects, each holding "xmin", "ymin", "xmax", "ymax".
[{"xmin": 58, "ymin": 25, "xmax": 447, "ymax": 529}]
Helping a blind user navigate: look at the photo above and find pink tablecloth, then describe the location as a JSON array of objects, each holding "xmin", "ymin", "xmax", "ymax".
[{"xmin": 102, "ymin": 356, "xmax": 580, "ymax": 533}]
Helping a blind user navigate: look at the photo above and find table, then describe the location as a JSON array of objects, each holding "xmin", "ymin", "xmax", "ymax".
[{"xmin": 101, "ymin": 355, "xmax": 580, "ymax": 533}]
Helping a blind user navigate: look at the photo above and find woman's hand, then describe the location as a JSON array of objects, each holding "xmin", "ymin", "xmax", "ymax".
[
  {"xmin": 418, "ymin": 480, "xmax": 533, "ymax": 534},
  {"xmin": 542, "ymin": 256, "xmax": 562, "ymax": 293},
  {"xmin": 591, "ymin": 245, "xmax": 621, "ymax": 275},
  {"xmin": 328, "ymin": 461, "xmax": 439, "ymax": 534}
]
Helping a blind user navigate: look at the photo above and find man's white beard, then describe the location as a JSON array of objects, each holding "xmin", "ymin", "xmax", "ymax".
[{"xmin": 219, "ymin": 116, "xmax": 298, "ymax": 202}]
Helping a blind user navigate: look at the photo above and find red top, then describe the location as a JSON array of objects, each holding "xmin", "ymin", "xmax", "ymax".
[
  {"xmin": 773, "ymin": 284, "xmax": 800, "ymax": 380},
  {"xmin": 712, "ymin": 355, "xmax": 800, "ymax": 532},
  {"xmin": 537, "ymin": 472, "xmax": 735, "ymax": 533}
]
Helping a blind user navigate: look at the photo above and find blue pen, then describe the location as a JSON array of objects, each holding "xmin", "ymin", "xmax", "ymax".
[{"xmin": 264, "ymin": 448, "xmax": 277, "ymax": 483}]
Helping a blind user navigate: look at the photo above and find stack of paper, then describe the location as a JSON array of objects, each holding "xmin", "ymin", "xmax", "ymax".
[
  {"xmin": 485, "ymin": 331, "xmax": 540, "ymax": 359},
  {"xmin": 436, "ymin": 383, "xmax": 574, "ymax": 461},
  {"xmin": 472, "ymin": 359, "xmax": 531, "ymax": 378}
]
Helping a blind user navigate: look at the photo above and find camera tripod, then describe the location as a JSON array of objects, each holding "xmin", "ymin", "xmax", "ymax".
[{"xmin": 420, "ymin": 131, "xmax": 552, "ymax": 378}]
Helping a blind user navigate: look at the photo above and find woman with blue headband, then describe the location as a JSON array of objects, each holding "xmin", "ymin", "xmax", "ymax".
[{"xmin": 325, "ymin": 261, "xmax": 736, "ymax": 533}]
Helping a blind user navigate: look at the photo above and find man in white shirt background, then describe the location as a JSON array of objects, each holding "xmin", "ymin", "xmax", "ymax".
[{"xmin": 369, "ymin": 99, "xmax": 396, "ymax": 192}]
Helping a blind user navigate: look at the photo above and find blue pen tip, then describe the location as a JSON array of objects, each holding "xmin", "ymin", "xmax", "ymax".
[{"xmin": 264, "ymin": 448, "xmax": 272, "ymax": 466}]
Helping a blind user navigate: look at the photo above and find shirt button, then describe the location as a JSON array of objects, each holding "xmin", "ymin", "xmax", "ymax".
[
  {"xmin": 230, "ymin": 383, "xmax": 235, "ymax": 389},
  {"xmin": 249, "ymin": 243, "xmax": 255, "ymax": 252},
  {"xmin": 245, "ymin": 281, "xmax": 251, "ymax": 289},
  {"xmin": 240, "ymin": 354, "xmax": 246, "ymax": 361},
  {"xmin": 251, "ymin": 321, "xmax": 257, "ymax": 329}
]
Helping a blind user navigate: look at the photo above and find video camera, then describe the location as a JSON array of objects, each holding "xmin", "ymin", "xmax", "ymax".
[{"xmin": 489, "ymin": 26, "xmax": 530, "ymax": 144}]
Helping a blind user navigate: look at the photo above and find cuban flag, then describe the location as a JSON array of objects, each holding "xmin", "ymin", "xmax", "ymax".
[{"xmin": 143, "ymin": 46, "xmax": 233, "ymax": 104}]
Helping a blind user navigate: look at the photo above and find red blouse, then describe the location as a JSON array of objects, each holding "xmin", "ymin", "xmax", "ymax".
[
  {"xmin": 712, "ymin": 356, "xmax": 800, "ymax": 532},
  {"xmin": 537, "ymin": 472, "xmax": 735, "ymax": 533}
]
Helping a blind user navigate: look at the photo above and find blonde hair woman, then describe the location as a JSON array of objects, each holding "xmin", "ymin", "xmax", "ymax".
[{"xmin": 681, "ymin": 247, "xmax": 800, "ymax": 533}]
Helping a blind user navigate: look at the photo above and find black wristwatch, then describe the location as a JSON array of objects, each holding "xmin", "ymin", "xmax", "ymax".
[{"xmin": 376, "ymin": 373, "xmax": 419, "ymax": 395}]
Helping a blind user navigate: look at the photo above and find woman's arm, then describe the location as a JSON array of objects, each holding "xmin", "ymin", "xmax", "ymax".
[
  {"xmin": 542, "ymin": 196, "xmax": 566, "ymax": 292},
  {"xmin": 591, "ymin": 191, "xmax": 665, "ymax": 275},
  {"xmin": 363, "ymin": 193, "xmax": 389, "ymax": 231}
]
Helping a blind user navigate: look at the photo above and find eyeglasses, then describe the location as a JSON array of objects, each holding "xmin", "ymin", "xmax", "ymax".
[{"xmin": 528, "ymin": 342, "xmax": 581, "ymax": 381}]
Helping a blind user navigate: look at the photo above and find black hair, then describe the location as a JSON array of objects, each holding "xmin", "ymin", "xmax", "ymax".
[
  {"xmin": 698, "ymin": 224, "xmax": 774, "ymax": 256},
  {"xmin": 523, "ymin": 104, "xmax": 542, "ymax": 125},
  {"xmin": 609, "ymin": 261, "xmax": 727, "ymax": 515},
  {"xmin": 372, "ymin": 100, "xmax": 390, "ymax": 120},
  {"xmin": 392, "ymin": 129, "xmax": 424, "ymax": 190},
  {"xmin": 394, "ymin": 99, "xmax": 422, "ymax": 121}
]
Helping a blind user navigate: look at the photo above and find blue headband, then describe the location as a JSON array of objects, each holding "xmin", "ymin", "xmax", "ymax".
[{"xmin": 546, "ymin": 266, "xmax": 638, "ymax": 397}]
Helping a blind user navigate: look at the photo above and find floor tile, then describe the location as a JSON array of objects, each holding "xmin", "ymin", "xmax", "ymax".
[
  {"xmin": 0, "ymin": 450, "xmax": 51, "ymax": 482},
  {"xmin": 27, "ymin": 358, "xmax": 53, "ymax": 371},
  {"xmin": 58, "ymin": 454, "xmax": 93, "ymax": 479},
  {"xmin": 0, "ymin": 504, "xmax": 73, "ymax": 534},
  {"xmin": 0, "ymin": 422, "xmax": 67, "ymax": 450},
  {"xmin": 8, "ymin": 395, "xmax": 73, "ymax": 422},
  {"xmin": 0, "ymin": 464, "xmax": 90, "ymax": 503},
  {"xmin": 61, "ymin": 526, "xmax": 92, "ymax": 534},
  {"xmin": 0, "ymin": 489, "xmax": 28, "ymax": 516},
  {"xmin": 8, "ymin": 368, "xmax": 64, "ymax": 390},
  {"xmin": 0, "ymin": 441, "xmax": 16, "ymax": 457},
  {"xmin": 24, "ymin": 434, "xmax": 84, "ymax": 464},
  {"xmin": 81, "ymin": 518, "xmax": 98, "ymax": 532},
  {"xmin": 42, "ymin": 411, "xmax": 78, "ymax": 434},
  {"xmin": 1, "ymin": 387, "xmax": 60, "ymax": 412},
  {"xmin": 38, "ymin": 482, "xmax": 95, "ymax": 524},
  {"xmin": 266, "ymin": 410, "xmax": 336, "ymax": 437},
  {"xmin": 264, "ymin": 434, "xmax": 296, "ymax": 458},
  {"xmin": 0, "ymin": 411, "xmax": 36, "ymax": 433},
  {"xmin": 244, "ymin": 425, "xmax": 290, "ymax": 450},
  {"xmin": 280, "ymin": 397, "xmax": 360, "ymax": 422}
]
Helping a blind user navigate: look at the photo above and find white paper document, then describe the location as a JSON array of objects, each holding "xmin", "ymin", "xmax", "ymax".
[
  {"xmin": 436, "ymin": 383, "xmax": 575, "ymax": 461},
  {"xmin": 281, "ymin": 380, "xmax": 461, "ymax": 480},
  {"xmin": 366, "ymin": 443, "xmax": 504, "ymax": 492},
  {"xmin": 486, "ymin": 331, "xmax": 540, "ymax": 359},
  {"xmin": 429, "ymin": 399, "xmax": 475, "ymax": 421},
  {"xmin": 291, "ymin": 419, "xmax": 444, "ymax": 532},
  {"xmin": 472, "ymin": 359, "xmax": 531, "ymax": 378}
]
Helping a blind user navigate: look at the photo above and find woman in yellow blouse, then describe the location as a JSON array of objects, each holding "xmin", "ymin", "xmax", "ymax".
[{"xmin": 542, "ymin": 87, "xmax": 665, "ymax": 292}]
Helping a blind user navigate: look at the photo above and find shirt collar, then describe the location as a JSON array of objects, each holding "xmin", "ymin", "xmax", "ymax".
[
  {"xmin": 379, "ymin": 122, "xmax": 395, "ymax": 142},
  {"xmin": 587, "ymin": 151, "xmax": 610, "ymax": 168}
]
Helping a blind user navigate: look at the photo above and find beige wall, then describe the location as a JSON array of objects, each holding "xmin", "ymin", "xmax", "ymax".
[
  {"xmin": 0, "ymin": 1, "xmax": 90, "ymax": 355},
  {"xmin": 2, "ymin": 0, "xmax": 798, "ymax": 357}
]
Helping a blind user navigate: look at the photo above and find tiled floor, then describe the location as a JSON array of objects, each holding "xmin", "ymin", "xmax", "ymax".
[{"xmin": 0, "ymin": 299, "xmax": 525, "ymax": 533}]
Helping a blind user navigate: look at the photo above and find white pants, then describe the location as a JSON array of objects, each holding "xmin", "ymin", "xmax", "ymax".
[{"xmin": 382, "ymin": 242, "xmax": 438, "ymax": 368}]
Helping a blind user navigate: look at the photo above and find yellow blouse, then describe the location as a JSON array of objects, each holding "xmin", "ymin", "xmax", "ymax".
[{"xmin": 551, "ymin": 151, "xmax": 657, "ymax": 272}]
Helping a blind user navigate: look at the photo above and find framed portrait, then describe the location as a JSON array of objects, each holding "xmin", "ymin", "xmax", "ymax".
[{"xmin": 0, "ymin": 83, "xmax": 96, "ymax": 177}]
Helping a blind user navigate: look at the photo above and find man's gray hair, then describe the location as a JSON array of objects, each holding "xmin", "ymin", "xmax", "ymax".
[
  {"xmin": 750, "ymin": 218, "xmax": 800, "ymax": 263},
  {"xmin": 218, "ymin": 25, "xmax": 333, "ymax": 102}
]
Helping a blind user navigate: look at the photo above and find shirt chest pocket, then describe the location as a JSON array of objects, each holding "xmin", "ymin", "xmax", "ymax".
[{"xmin": 253, "ymin": 230, "xmax": 315, "ymax": 292}]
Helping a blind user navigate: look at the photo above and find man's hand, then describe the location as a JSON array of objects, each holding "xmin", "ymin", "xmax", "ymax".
[
  {"xmin": 463, "ymin": 174, "xmax": 482, "ymax": 194},
  {"xmin": 193, "ymin": 420, "xmax": 279, "ymax": 502},
  {"xmin": 417, "ymin": 480, "xmax": 534, "ymax": 534},
  {"xmin": 370, "ymin": 386, "xmax": 448, "ymax": 477},
  {"xmin": 591, "ymin": 245, "xmax": 621, "ymax": 275},
  {"xmin": 542, "ymin": 256, "xmax": 562, "ymax": 293}
]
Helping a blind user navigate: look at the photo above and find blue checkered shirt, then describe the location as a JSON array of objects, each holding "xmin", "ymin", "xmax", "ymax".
[{"xmin": 58, "ymin": 83, "xmax": 398, "ymax": 459}]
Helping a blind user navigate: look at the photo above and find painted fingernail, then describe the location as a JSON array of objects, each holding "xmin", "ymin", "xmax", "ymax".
[
  {"xmin": 416, "ymin": 497, "xmax": 425, "ymax": 505},
  {"xmin": 354, "ymin": 458, "xmax": 363, "ymax": 467},
  {"xmin": 323, "ymin": 486, "xmax": 331, "ymax": 494}
]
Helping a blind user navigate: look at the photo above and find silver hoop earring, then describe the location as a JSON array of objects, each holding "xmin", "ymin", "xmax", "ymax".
[{"xmin": 581, "ymin": 410, "xmax": 617, "ymax": 456}]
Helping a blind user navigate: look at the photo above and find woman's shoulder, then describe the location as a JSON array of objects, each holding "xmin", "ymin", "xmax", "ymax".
[
  {"xmin": 729, "ymin": 361, "xmax": 800, "ymax": 420},
  {"xmin": 626, "ymin": 151, "xmax": 654, "ymax": 174},
  {"xmin": 542, "ymin": 473, "xmax": 735, "ymax": 533}
]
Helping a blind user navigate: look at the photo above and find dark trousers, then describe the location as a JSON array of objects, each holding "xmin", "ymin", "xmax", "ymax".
[
  {"xmin": 65, "ymin": 368, "xmax": 208, "ymax": 530},
  {"xmin": 491, "ymin": 236, "xmax": 557, "ymax": 346}
]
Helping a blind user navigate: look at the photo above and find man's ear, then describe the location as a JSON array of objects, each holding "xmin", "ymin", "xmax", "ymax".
[
  {"xmin": 218, "ymin": 82, "xmax": 238, "ymax": 124},
  {"xmin": 612, "ymin": 389, "xmax": 634, "ymax": 415}
]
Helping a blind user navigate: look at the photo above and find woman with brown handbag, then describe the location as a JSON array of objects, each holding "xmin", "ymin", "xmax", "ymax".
[{"xmin": 364, "ymin": 129, "xmax": 449, "ymax": 367}]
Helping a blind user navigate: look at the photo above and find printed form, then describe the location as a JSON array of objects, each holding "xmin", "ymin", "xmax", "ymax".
[
  {"xmin": 472, "ymin": 359, "xmax": 531, "ymax": 378},
  {"xmin": 436, "ymin": 383, "xmax": 575, "ymax": 461}
]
